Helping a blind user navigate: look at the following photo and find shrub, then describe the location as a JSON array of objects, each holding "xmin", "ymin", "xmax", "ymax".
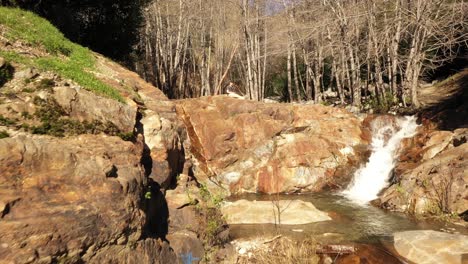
[
  {"xmin": 37, "ymin": 78, "xmax": 55, "ymax": 90},
  {"xmin": 0, "ymin": 130, "xmax": 9, "ymax": 139},
  {"xmin": 0, "ymin": 115, "xmax": 16, "ymax": 126},
  {"xmin": 0, "ymin": 61, "xmax": 14, "ymax": 87}
]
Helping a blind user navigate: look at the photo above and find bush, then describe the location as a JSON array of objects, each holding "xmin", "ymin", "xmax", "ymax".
[
  {"xmin": 0, "ymin": 114, "xmax": 16, "ymax": 126},
  {"xmin": 0, "ymin": 130, "xmax": 9, "ymax": 139},
  {"xmin": 0, "ymin": 61, "xmax": 14, "ymax": 87}
]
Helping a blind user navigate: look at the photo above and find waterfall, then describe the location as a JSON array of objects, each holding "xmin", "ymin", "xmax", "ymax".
[{"xmin": 342, "ymin": 116, "xmax": 419, "ymax": 204}]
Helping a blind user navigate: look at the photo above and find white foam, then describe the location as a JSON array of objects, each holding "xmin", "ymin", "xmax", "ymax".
[{"xmin": 342, "ymin": 116, "xmax": 418, "ymax": 204}]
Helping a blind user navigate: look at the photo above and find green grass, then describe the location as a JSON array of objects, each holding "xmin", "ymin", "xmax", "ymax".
[{"xmin": 0, "ymin": 7, "xmax": 124, "ymax": 102}]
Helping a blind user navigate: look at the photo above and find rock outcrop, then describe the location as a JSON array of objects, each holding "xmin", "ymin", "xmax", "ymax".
[
  {"xmin": 177, "ymin": 96, "xmax": 367, "ymax": 194},
  {"xmin": 221, "ymin": 199, "xmax": 331, "ymax": 225},
  {"xmin": 379, "ymin": 125, "xmax": 468, "ymax": 218},
  {"xmin": 52, "ymin": 86, "xmax": 137, "ymax": 133},
  {"xmin": 0, "ymin": 33, "xmax": 189, "ymax": 261},
  {"xmin": 0, "ymin": 133, "xmax": 176, "ymax": 263},
  {"xmin": 393, "ymin": 230, "xmax": 468, "ymax": 264}
]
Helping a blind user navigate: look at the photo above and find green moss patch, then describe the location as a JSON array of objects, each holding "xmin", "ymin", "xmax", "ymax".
[{"xmin": 30, "ymin": 96, "xmax": 133, "ymax": 139}]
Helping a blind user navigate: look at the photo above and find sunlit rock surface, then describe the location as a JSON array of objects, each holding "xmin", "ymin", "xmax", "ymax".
[
  {"xmin": 0, "ymin": 134, "xmax": 177, "ymax": 263},
  {"xmin": 393, "ymin": 230, "xmax": 468, "ymax": 264},
  {"xmin": 380, "ymin": 128, "xmax": 468, "ymax": 216},
  {"xmin": 177, "ymin": 96, "xmax": 367, "ymax": 194},
  {"xmin": 221, "ymin": 199, "xmax": 331, "ymax": 225},
  {"xmin": 53, "ymin": 85, "xmax": 137, "ymax": 133}
]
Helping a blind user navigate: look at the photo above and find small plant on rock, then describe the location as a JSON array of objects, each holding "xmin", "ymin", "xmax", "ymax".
[
  {"xmin": 0, "ymin": 61, "xmax": 14, "ymax": 87},
  {"xmin": 0, "ymin": 130, "xmax": 9, "ymax": 139},
  {"xmin": 37, "ymin": 78, "xmax": 55, "ymax": 90}
]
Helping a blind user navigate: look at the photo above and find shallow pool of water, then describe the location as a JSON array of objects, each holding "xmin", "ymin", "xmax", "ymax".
[{"xmin": 227, "ymin": 192, "xmax": 466, "ymax": 244}]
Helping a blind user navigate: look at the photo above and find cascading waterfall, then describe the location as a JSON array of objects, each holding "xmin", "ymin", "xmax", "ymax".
[{"xmin": 342, "ymin": 116, "xmax": 419, "ymax": 204}]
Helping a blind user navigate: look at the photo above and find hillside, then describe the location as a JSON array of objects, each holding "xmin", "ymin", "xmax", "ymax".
[
  {"xmin": 419, "ymin": 69, "xmax": 468, "ymax": 130},
  {"xmin": 0, "ymin": 8, "xmax": 184, "ymax": 263}
]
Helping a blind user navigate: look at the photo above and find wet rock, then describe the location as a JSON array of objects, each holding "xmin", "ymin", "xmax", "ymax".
[
  {"xmin": 221, "ymin": 199, "xmax": 331, "ymax": 225},
  {"xmin": 334, "ymin": 244, "xmax": 403, "ymax": 264},
  {"xmin": 393, "ymin": 230, "xmax": 468, "ymax": 264},
  {"xmin": 177, "ymin": 96, "xmax": 365, "ymax": 194}
]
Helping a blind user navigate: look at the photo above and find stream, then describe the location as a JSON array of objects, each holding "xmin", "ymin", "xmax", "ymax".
[
  {"xmin": 227, "ymin": 192, "xmax": 466, "ymax": 244},
  {"xmin": 225, "ymin": 115, "xmax": 467, "ymax": 262}
]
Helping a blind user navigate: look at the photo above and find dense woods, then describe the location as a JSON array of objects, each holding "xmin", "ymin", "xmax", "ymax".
[
  {"xmin": 0, "ymin": 0, "xmax": 147, "ymax": 64},
  {"xmin": 2, "ymin": 0, "xmax": 467, "ymax": 109},
  {"xmin": 136, "ymin": 0, "xmax": 467, "ymax": 110}
]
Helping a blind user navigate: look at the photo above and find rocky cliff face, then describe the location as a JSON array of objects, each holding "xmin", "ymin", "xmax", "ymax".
[
  {"xmin": 0, "ymin": 134, "xmax": 176, "ymax": 263},
  {"xmin": 177, "ymin": 97, "xmax": 368, "ymax": 194},
  {"xmin": 0, "ymin": 46, "xmax": 185, "ymax": 262},
  {"xmin": 379, "ymin": 125, "xmax": 468, "ymax": 219}
]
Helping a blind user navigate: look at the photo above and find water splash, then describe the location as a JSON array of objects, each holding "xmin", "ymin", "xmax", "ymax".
[{"xmin": 342, "ymin": 116, "xmax": 419, "ymax": 204}]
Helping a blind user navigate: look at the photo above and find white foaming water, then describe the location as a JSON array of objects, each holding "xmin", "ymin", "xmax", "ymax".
[{"xmin": 342, "ymin": 116, "xmax": 419, "ymax": 204}]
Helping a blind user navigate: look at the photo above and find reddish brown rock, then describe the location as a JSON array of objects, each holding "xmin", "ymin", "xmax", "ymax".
[
  {"xmin": 136, "ymin": 77, "xmax": 185, "ymax": 190},
  {"xmin": 380, "ymin": 127, "xmax": 468, "ymax": 217},
  {"xmin": 177, "ymin": 96, "xmax": 366, "ymax": 194},
  {"xmin": 0, "ymin": 134, "xmax": 176, "ymax": 263}
]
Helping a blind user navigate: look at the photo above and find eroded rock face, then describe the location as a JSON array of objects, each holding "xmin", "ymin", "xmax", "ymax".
[
  {"xmin": 393, "ymin": 230, "xmax": 468, "ymax": 264},
  {"xmin": 177, "ymin": 96, "xmax": 366, "ymax": 194},
  {"xmin": 380, "ymin": 128, "xmax": 468, "ymax": 217},
  {"xmin": 0, "ymin": 133, "xmax": 176, "ymax": 263},
  {"xmin": 221, "ymin": 199, "xmax": 331, "ymax": 225},
  {"xmin": 138, "ymin": 88, "xmax": 185, "ymax": 190}
]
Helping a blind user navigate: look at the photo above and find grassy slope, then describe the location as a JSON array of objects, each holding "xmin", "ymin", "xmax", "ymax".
[{"xmin": 0, "ymin": 7, "xmax": 124, "ymax": 102}]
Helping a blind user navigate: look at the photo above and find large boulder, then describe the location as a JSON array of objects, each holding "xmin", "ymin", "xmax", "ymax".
[
  {"xmin": 393, "ymin": 230, "xmax": 468, "ymax": 264},
  {"xmin": 176, "ymin": 96, "xmax": 366, "ymax": 194},
  {"xmin": 53, "ymin": 86, "xmax": 137, "ymax": 133},
  {"xmin": 221, "ymin": 199, "xmax": 331, "ymax": 225},
  {"xmin": 0, "ymin": 133, "xmax": 176, "ymax": 263}
]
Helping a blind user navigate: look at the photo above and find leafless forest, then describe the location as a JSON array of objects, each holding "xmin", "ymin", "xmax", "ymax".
[{"xmin": 135, "ymin": 0, "xmax": 467, "ymax": 109}]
